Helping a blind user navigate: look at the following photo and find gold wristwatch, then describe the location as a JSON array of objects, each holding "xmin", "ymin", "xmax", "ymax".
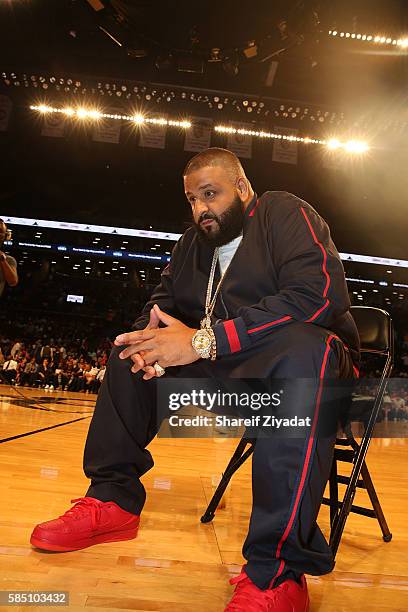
[{"xmin": 191, "ymin": 328, "xmax": 217, "ymax": 360}]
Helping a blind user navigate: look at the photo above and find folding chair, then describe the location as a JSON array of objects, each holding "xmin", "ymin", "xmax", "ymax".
[{"xmin": 200, "ymin": 306, "xmax": 393, "ymax": 558}]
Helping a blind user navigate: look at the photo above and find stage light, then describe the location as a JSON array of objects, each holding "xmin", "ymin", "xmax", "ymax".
[
  {"xmin": 132, "ymin": 114, "xmax": 145, "ymax": 124},
  {"xmin": 76, "ymin": 108, "xmax": 88, "ymax": 119},
  {"xmin": 33, "ymin": 104, "xmax": 52, "ymax": 114},
  {"xmin": 344, "ymin": 140, "xmax": 369, "ymax": 153},
  {"xmin": 30, "ymin": 104, "xmax": 191, "ymax": 130},
  {"xmin": 88, "ymin": 110, "xmax": 102, "ymax": 119},
  {"xmin": 214, "ymin": 124, "xmax": 324, "ymax": 146},
  {"xmin": 330, "ymin": 29, "xmax": 408, "ymax": 48}
]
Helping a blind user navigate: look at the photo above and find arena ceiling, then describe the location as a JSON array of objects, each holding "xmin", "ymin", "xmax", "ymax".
[{"xmin": 1, "ymin": 0, "xmax": 408, "ymax": 260}]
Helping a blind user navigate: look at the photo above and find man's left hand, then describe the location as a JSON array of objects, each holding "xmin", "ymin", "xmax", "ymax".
[{"xmin": 114, "ymin": 304, "xmax": 200, "ymax": 371}]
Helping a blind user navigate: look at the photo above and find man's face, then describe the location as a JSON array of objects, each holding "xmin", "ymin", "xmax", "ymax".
[{"xmin": 184, "ymin": 165, "xmax": 245, "ymax": 247}]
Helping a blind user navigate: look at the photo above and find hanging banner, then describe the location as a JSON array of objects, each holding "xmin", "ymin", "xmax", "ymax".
[
  {"xmin": 184, "ymin": 117, "xmax": 213, "ymax": 152},
  {"xmin": 227, "ymin": 122, "xmax": 252, "ymax": 159},
  {"xmin": 272, "ymin": 126, "xmax": 298, "ymax": 165},
  {"xmin": 0, "ymin": 95, "xmax": 12, "ymax": 132},
  {"xmin": 92, "ymin": 110, "xmax": 122, "ymax": 144},
  {"xmin": 41, "ymin": 112, "xmax": 66, "ymax": 138},
  {"xmin": 139, "ymin": 115, "xmax": 167, "ymax": 149}
]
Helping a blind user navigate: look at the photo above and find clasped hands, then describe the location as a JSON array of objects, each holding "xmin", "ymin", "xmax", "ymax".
[{"xmin": 114, "ymin": 303, "xmax": 200, "ymax": 380}]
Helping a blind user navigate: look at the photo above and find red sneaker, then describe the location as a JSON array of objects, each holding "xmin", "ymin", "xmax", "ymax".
[
  {"xmin": 225, "ymin": 571, "xmax": 310, "ymax": 612},
  {"xmin": 30, "ymin": 497, "xmax": 140, "ymax": 552}
]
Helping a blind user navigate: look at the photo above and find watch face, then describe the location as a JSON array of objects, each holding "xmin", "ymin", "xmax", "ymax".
[{"xmin": 195, "ymin": 333, "xmax": 211, "ymax": 350}]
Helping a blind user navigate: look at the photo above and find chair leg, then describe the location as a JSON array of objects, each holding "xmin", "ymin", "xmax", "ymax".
[
  {"xmin": 329, "ymin": 457, "xmax": 339, "ymax": 531},
  {"xmin": 361, "ymin": 462, "xmax": 392, "ymax": 542},
  {"xmin": 200, "ymin": 438, "xmax": 254, "ymax": 523}
]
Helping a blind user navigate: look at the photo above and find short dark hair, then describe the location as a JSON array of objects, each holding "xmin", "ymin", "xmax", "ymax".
[{"xmin": 183, "ymin": 147, "xmax": 246, "ymax": 183}]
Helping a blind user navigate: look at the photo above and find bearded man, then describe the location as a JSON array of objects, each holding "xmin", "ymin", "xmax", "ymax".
[{"xmin": 31, "ymin": 148, "xmax": 359, "ymax": 612}]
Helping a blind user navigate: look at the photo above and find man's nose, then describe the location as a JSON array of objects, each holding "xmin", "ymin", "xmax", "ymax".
[{"xmin": 193, "ymin": 199, "xmax": 210, "ymax": 219}]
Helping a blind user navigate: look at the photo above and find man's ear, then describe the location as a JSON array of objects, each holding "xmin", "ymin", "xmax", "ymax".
[{"xmin": 236, "ymin": 177, "xmax": 248, "ymax": 200}]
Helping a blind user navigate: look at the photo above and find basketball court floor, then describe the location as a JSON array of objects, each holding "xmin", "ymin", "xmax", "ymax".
[{"xmin": 1, "ymin": 385, "xmax": 407, "ymax": 611}]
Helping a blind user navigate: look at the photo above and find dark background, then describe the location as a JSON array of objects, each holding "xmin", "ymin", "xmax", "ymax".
[{"xmin": 1, "ymin": 0, "xmax": 408, "ymax": 258}]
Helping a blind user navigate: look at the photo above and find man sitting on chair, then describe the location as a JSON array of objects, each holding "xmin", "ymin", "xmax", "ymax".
[{"xmin": 31, "ymin": 148, "xmax": 360, "ymax": 612}]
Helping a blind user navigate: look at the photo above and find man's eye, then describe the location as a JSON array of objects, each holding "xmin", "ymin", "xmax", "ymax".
[{"xmin": 205, "ymin": 190, "xmax": 215, "ymax": 198}]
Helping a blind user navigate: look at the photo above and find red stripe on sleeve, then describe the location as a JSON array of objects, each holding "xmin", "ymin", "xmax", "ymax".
[
  {"xmin": 300, "ymin": 207, "xmax": 331, "ymax": 303},
  {"xmin": 248, "ymin": 315, "xmax": 292, "ymax": 334},
  {"xmin": 305, "ymin": 298, "xmax": 330, "ymax": 323},
  {"xmin": 224, "ymin": 320, "xmax": 241, "ymax": 352}
]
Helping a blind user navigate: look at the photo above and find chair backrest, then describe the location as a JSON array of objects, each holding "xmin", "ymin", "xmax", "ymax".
[{"xmin": 350, "ymin": 306, "xmax": 393, "ymax": 355}]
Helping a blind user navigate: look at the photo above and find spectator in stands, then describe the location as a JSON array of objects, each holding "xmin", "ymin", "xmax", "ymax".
[
  {"xmin": 11, "ymin": 340, "xmax": 22, "ymax": 359},
  {"xmin": 54, "ymin": 359, "xmax": 69, "ymax": 390},
  {"xmin": 15, "ymin": 356, "xmax": 27, "ymax": 385},
  {"xmin": 58, "ymin": 344, "xmax": 67, "ymax": 362},
  {"xmin": 37, "ymin": 358, "xmax": 54, "ymax": 389},
  {"xmin": 19, "ymin": 357, "xmax": 39, "ymax": 387},
  {"xmin": 79, "ymin": 362, "xmax": 98, "ymax": 393},
  {"xmin": 40, "ymin": 343, "xmax": 55, "ymax": 363},
  {"xmin": 93, "ymin": 365, "xmax": 106, "ymax": 394},
  {"xmin": 2, "ymin": 355, "xmax": 18, "ymax": 384},
  {"xmin": 67, "ymin": 359, "xmax": 85, "ymax": 392}
]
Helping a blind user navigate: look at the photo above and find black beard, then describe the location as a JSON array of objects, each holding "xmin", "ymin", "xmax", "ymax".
[{"xmin": 193, "ymin": 194, "xmax": 245, "ymax": 247}]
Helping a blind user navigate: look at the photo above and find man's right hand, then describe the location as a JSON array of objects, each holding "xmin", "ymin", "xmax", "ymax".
[{"xmin": 129, "ymin": 308, "xmax": 160, "ymax": 380}]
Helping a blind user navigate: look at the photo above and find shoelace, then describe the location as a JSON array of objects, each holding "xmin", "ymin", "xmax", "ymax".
[
  {"xmin": 226, "ymin": 573, "xmax": 289, "ymax": 612},
  {"xmin": 59, "ymin": 497, "xmax": 103, "ymax": 530}
]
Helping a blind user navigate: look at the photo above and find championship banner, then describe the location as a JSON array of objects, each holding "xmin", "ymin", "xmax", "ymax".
[
  {"xmin": 92, "ymin": 110, "xmax": 122, "ymax": 144},
  {"xmin": 227, "ymin": 122, "xmax": 252, "ymax": 159},
  {"xmin": 0, "ymin": 95, "xmax": 12, "ymax": 132},
  {"xmin": 184, "ymin": 117, "xmax": 213, "ymax": 152},
  {"xmin": 139, "ymin": 115, "xmax": 167, "ymax": 149},
  {"xmin": 41, "ymin": 112, "xmax": 66, "ymax": 138},
  {"xmin": 272, "ymin": 126, "xmax": 298, "ymax": 165}
]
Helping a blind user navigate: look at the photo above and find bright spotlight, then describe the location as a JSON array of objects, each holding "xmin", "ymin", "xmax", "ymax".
[
  {"xmin": 37, "ymin": 105, "xmax": 52, "ymax": 113},
  {"xmin": 76, "ymin": 108, "xmax": 89, "ymax": 119},
  {"xmin": 132, "ymin": 114, "xmax": 145, "ymax": 124},
  {"xmin": 327, "ymin": 138, "xmax": 341, "ymax": 150},
  {"xmin": 345, "ymin": 140, "xmax": 369, "ymax": 154},
  {"xmin": 88, "ymin": 110, "xmax": 102, "ymax": 119},
  {"xmin": 399, "ymin": 38, "xmax": 408, "ymax": 48}
]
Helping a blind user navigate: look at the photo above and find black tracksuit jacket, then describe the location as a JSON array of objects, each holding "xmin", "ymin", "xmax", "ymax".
[{"xmin": 132, "ymin": 191, "xmax": 360, "ymax": 366}]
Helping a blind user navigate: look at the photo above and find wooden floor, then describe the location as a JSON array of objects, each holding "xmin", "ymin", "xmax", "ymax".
[{"xmin": 1, "ymin": 385, "xmax": 407, "ymax": 611}]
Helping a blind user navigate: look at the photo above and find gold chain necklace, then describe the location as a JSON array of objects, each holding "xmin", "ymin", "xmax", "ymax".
[{"xmin": 200, "ymin": 247, "xmax": 228, "ymax": 329}]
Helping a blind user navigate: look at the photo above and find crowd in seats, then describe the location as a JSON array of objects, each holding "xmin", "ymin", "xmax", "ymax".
[{"xmin": 0, "ymin": 334, "xmax": 108, "ymax": 394}]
